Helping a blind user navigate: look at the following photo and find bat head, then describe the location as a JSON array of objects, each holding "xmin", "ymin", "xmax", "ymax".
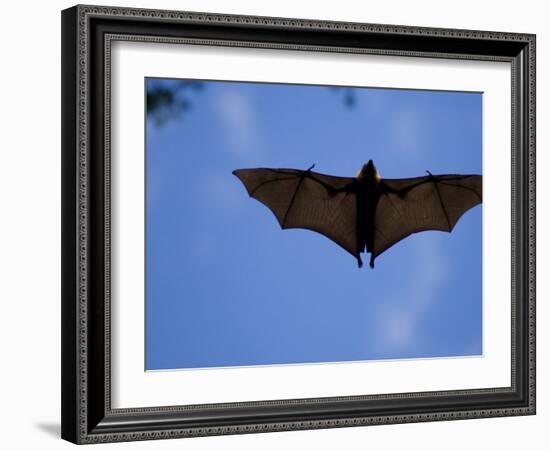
[{"xmin": 357, "ymin": 160, "xmax": 381, "ymax": 182}]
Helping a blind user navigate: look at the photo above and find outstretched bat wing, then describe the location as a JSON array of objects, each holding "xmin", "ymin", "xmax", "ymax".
[
  {"xmin": 373, "ymin": 174, "xmax": 482, "ymax": 259},
  {"xmin": 233, "ymin": 168, "xmax": 358, "ymax": 258}
]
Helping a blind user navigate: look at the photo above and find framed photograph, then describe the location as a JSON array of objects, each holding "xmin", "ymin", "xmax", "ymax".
[{"xmin": 61, "ymin": 4, "xmax": 536, "ymax": 444}]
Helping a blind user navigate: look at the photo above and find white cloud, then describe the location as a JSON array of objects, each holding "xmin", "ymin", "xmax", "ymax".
[
  {"xmin": 215, "ymin": 89, "xmax": 265, "ymax": 160},
  {"xmin": 381, "ymin": 307, "xmax": 416, "ymax": 349},
  {"xmin": 387, "ymin": 107, "xmax": 428, "ymax": 159},
  {"xmin": 373, "ymin": 236, "xmax": 450, "ymax": 353}
]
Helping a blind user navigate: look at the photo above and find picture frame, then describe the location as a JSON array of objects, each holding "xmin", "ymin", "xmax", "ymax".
[{"xmin": 61, "ymin": 4, "xmax": 536, "ymax": 444}]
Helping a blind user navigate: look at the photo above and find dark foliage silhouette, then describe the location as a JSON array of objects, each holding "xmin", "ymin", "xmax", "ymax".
[
  {"xmin": 331, "ymin": 86, "xmax": 357, "ymax": 109},
  {"xmin": 147, "ymin": 80, "xmax": 205, "ymax": 126}
]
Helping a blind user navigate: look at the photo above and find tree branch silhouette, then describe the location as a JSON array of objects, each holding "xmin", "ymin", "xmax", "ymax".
[{"xmin": 147, "ymin": 80, "xmax": 205, "ymax": 126}]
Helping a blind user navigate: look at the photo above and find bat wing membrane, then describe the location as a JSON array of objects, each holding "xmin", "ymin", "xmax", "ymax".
[
  {"xmin": 233, "ymin": 168, "xmax": 358, "ymax": 258},
  {"xmin": 373, "ymin": 174, "xmax": 482, "ymax": 258}
]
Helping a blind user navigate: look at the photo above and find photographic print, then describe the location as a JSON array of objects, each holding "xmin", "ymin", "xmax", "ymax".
[
  {"xmin": 145, "ymin": 78, "xmax": 482, "ymax": 371},
  {"xmin": 62, "ymin": 6, "xmax": 535, "ymax": 443}
]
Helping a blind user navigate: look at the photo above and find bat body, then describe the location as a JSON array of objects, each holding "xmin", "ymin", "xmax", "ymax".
[{"xmin": 233, "ymin": 160, "xmax": 482, "ymax": 268}]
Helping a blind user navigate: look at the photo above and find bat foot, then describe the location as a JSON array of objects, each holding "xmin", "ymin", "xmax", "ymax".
[{"xmin": 369, "ymin": 255, "xmax": 375, "ymax": 269}]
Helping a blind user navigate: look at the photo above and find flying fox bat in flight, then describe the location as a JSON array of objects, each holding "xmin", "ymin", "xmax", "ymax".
[{"xmin": 233, "ymin": 160, "xmax": 482, "ymax": 268}]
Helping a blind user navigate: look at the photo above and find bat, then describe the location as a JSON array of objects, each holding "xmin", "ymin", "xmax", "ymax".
[{"xmin": 232, "ymin": 160, "xmax": 482, "ymax": 268}]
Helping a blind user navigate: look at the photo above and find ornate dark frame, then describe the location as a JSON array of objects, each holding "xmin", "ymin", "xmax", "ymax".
[{"xmin": 61, "ymin": 4, "xmax": 536, "ymax": 445}]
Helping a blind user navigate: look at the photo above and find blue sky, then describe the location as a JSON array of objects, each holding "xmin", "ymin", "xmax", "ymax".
[{"xmin": 145, "ymin": 78, "xmax": 482, "ymax": 370}]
